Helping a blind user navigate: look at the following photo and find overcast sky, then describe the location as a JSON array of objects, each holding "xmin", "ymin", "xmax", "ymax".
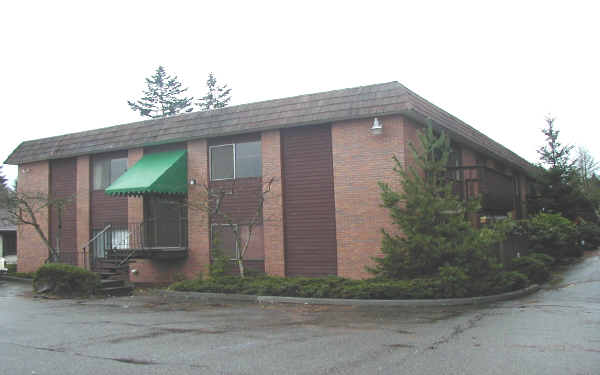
[{"xmin": 1, "ymin": 0, "xmax": 598, "ymax": 184}]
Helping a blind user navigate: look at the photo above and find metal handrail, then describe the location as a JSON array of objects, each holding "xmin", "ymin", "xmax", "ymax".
[{"xmin": 81, "ymin": 224, "xmax": 111, "ymax": 270}]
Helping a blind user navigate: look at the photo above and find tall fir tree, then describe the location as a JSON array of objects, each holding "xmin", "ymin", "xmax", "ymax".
[
  {"xmin": 128, "ymin": 66, "xmax": 193, "ymax": 119},
  {"xmin": 537, "ymin": 117, "xmax": 575, "ymax": 175},
  {"xmin": 529, "ymin": 118, "xmax": 598, "ymax": 221},
  {"xmin": 374, "ymin": 124, "xmax": 502, "ymax": 280},
  {"xmin": 0, "ymin": 165, "xmax": 10, "ymax": 207},
  {"xmin": 196, "ymin": 72, "xmax": 232, "ymax": 111}
]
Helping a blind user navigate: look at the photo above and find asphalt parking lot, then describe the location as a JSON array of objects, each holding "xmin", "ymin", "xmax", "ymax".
[{"xmin": 1, "ymin": 252, "xmax": 599, "ymax": 375}]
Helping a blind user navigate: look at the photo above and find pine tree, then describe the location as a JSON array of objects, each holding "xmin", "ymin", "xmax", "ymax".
[
  {"xmin": 529, "ymin": 118, "xmax": 597, "ymax": 221},
  {"xmin": 537, "ymin": 117, "xmax": 575, "ymax": 174},
  {"xmin": 196, "ymin": 73, "xmax": 232, "ymax": 111},
  {"xmin": 373, "ymin": 124, "xmax": 501, "ymax": 279},
  {"xmin": 128, "ymin": 66, "xmax": 193, "ymax": 119},
  {"xmin": 0, "ymin": 165, "xmax": 10, "ymax": 208}
]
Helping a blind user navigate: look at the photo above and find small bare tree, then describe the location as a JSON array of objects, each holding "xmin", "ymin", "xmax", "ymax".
[
  {"xmin": 188, "ymin": 177, "xmax": 274, "ymax": 278},
  {"xmin": 5, "ymin": 191, "xmax": 72, "ymax": 263},
  {"xmin": 577, "ymin": 147, "xmax": 599, "ymax": 190}
]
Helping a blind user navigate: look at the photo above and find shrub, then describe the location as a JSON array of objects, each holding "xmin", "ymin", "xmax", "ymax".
[
  {"xmin": 512, "ymin": 253, "xmax": 554, "ymax": 284},
  {"xmin": 523, "ymin": 213, "xmax": 578, "ymax": 259},
  {"xmin": 576, "ymin": 221, "xmax": 600, "ymax": 251},
  {"xmin": 169, "ymin": 273, "xmax": 528, "ymax": 300},
  {"xmin": 438, "ymin": 265, "xmax": 469, "ymax": 298},
  {"xmin": 6, "ymin": 263, "xmax": 17, "ymax": 273},
  {"xmin": 34, "ymin": 263, "xmax": 99, "ymax": 297},
  {"xmin": 482, "ymin": 271, "xmax": 529, "ymax": 295}
]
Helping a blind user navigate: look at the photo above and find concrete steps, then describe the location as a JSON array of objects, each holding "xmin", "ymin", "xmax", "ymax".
[{"xmin": 93, "ymin": 259, "xmax": 133, "ymax": 296}]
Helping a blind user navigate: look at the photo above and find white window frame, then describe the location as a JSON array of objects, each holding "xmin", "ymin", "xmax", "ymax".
[
  {"xmin": 209, "ymin": 141, "xmax": 262, "ymax": 181},
  {"xmin": 209, "ymin": 144, "xmax": 236, "ymax": 181},
  {"xmin": 92, "ymin": 157, "xmax": 128, "ymax": 190},
  {"xmin": 210, "ymin": 223, "xmax": 239, "ymax": 260}
]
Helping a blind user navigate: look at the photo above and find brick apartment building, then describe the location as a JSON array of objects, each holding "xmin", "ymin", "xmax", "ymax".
[{"xmin": 5, "ymin": 82, "xmax": 534, "ymax": 283}]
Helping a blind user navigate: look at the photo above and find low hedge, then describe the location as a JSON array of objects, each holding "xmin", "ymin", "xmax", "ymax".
[
  {"xmin": 34, "ymin": 263, "xmax": 99, "ymax": 297},
  {"xmin": 169, "ymin": 272, "xmax": 529, "ymax": 300},
  {"xmin": 511, "ymin": 253, "xmax": 554, "ymax": 284}
]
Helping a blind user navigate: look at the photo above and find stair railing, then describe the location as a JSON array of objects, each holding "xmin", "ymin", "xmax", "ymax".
[{"xmin": 81, "ymin": 224, "xmax": 111, "ymax": 270}]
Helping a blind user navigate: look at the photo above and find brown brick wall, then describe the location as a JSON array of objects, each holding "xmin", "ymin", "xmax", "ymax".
[
  {"xmin": 90, "ymin": 151, "xmax": 128, "ymax": 228},
  {"xmin": 16, "ymin": 161, "xmax": 50, "ymax": 273},
  {"xmin": 262, "ymin": 130, "xmax": 285, "ymax": 276},
  {"xmin": 76, "ymin": 156, "xmax": 90, "ymax": 268},
  {"xmin": 184, "ymin": 139, "xmax": 211, "ymax": 278},
  {"xmin": 332, "ymin": 115, "xmax": 405, "ymax": 279}
]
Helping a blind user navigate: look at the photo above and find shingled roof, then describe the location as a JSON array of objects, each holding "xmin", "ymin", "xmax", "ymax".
[
  {"xmin": 0, "ymin": 209, "xmax": 16, "ymax": 232},
  {"xmin": 4, "ymin": 82, "xmax": 533, "ymax": 174}
]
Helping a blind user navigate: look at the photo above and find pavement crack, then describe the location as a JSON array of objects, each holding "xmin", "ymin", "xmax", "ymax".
[
  {"xmin": 427, "ymin": 312, "xmax": 487, "ymax": 351},
  {"xmin": 4, "ymin": 340, "xmax": 202, "ymax": 369}
]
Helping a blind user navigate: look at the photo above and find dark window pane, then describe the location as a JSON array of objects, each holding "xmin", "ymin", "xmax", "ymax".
[
  {"xmin": 235, "ymin": 141, "xmax": 261, "ymax": 178},
  {"xmin": 110, "ymin": 158, "xmax": 128, "ymax": 184},
  {"xmin": 210, "ymin": 145, "xmax": 234, "ymax": 180}
]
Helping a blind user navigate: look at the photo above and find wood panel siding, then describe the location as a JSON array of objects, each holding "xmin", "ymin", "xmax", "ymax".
[
  {"xmin": 90, "ymin": 192, "xmax": 128, "ymax": 228},
  {"xmin": 282, "ymin": 124, "xmax": 337, "ymax": 277},
  {"xmin": 208, "ymin": 133, "xmax": 261, "ymax": 147},
  {"xmin": 209, "ymin": 178, "xmax": 263, "ymax": 224},
  {"xmin": 207, "ymin": 133, "xmax": 264, "ymax": 272},
  {"xmin": 144, "ymin": 142, "xmax": 187, "ymax": 155},
  {"xmin": 91, "ymin": 152, "xmax": 128, "ymax": 229},
  {"xmin": 49, "ymin": 158, "xmax": 77, "ymax": 252}
]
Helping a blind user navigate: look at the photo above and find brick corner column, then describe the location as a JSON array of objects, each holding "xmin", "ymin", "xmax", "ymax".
[
  {"xmin": 262, "ymin": 130, "xmax": 285, "ymax": 277},
  {"xmin": 76, "ymin": 155, "xmax": 91, "ymax": 268},
  {"xmin": 332, "ymin": 115, "xmax": 405, "ymax": 279},
  {"xmin": 17, "ymin": 161, "xmax": 50, "ymax": 273},
  {"xmin": 185, "ymin": 139, "xmax": 211, "ymax": 279}
]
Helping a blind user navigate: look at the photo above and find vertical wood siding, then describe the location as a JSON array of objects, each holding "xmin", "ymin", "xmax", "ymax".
[
  {"xmin": 282, "ymin": 124, "xmax": 337, "ymax": 277},
  {"xmin": 90, "ymin": 152, "xmax": 128, "ymax": 229},
  {"xmin": 50, "ymin": 158, "xmax": 77, "ymax": 251},
  {"xmin": 208, "ymin": 133, "xmax": 264, "ymax": 273}
]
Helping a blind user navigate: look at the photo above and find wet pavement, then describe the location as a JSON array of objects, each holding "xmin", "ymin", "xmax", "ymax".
[{"xmin": 1, "ymin": 252, "xmax": 599, "ymax": 374}]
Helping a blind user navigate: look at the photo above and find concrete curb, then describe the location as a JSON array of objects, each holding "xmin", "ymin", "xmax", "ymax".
[
  {"xmin": 157, "ymin": 284, "xmax": 541, "ymax": 307},
  {"xmin": 0, "ymin": 275, "xmax": 34, "ymax": 284}
]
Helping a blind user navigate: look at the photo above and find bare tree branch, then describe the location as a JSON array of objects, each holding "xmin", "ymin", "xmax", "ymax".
[
  {"xmin": 6, "ymin": 191, "xmax": 72, "ymax": 263},
  {"xmin": 187, "ymin": 176, "xmax": 275, "ymax": 277}
]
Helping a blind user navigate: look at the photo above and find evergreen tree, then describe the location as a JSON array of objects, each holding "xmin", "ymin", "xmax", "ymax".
[
  {"xmin": 374, "ymin": 124, "xmax": 502, "ymax": 279},
  {"xmin": 128, "ymin": 66, "xmax": 193, "ymax": 119},
  {"xmin": 0, "ymin": 165, "xmax": 9, "ymax": 207},
  {"xmin": 529, "ymin": 118, "xmax": 598, "ymax": 222},
  {"xmin": 537, "ymin": 117, "xmax": 575, "ymax": 175},
  {"xmin": 196, "ymin": 73, "xmax": 232, "ymax": 111}
]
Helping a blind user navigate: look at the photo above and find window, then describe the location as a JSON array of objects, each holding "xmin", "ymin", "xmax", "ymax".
[
  {"xmin": 210, "ymin": 141, "xmax": 261, "ymax": 180},
  {"xmin": 93, "ymin": 157, "xmax": 127, "ymax": 190},
  {"xmin": 92, "ymin": 228, "xmax": 130, "ymax": 258}
]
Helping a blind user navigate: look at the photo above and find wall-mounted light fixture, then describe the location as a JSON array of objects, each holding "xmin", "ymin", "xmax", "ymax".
[
  {"xmin": 369, "ymin": 117, "xmax": 383, "ymax": 135},
  {"xmin": 189, "ymin": 179, "xmax": 197, "ymax": 185}
]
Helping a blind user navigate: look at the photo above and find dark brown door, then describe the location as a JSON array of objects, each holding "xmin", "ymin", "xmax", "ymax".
[
  {"xmin": 50, "ymin": 158, "xmax": 77, "ymax": 257},
  {"xmin": 282, "ymin": 124, "xmax": 337, "ymax": 277}
]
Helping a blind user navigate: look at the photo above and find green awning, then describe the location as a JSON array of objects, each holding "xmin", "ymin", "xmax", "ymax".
[{"xmin": 105, "ymin": 150, "xmax": 187, "ymax": 196}]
